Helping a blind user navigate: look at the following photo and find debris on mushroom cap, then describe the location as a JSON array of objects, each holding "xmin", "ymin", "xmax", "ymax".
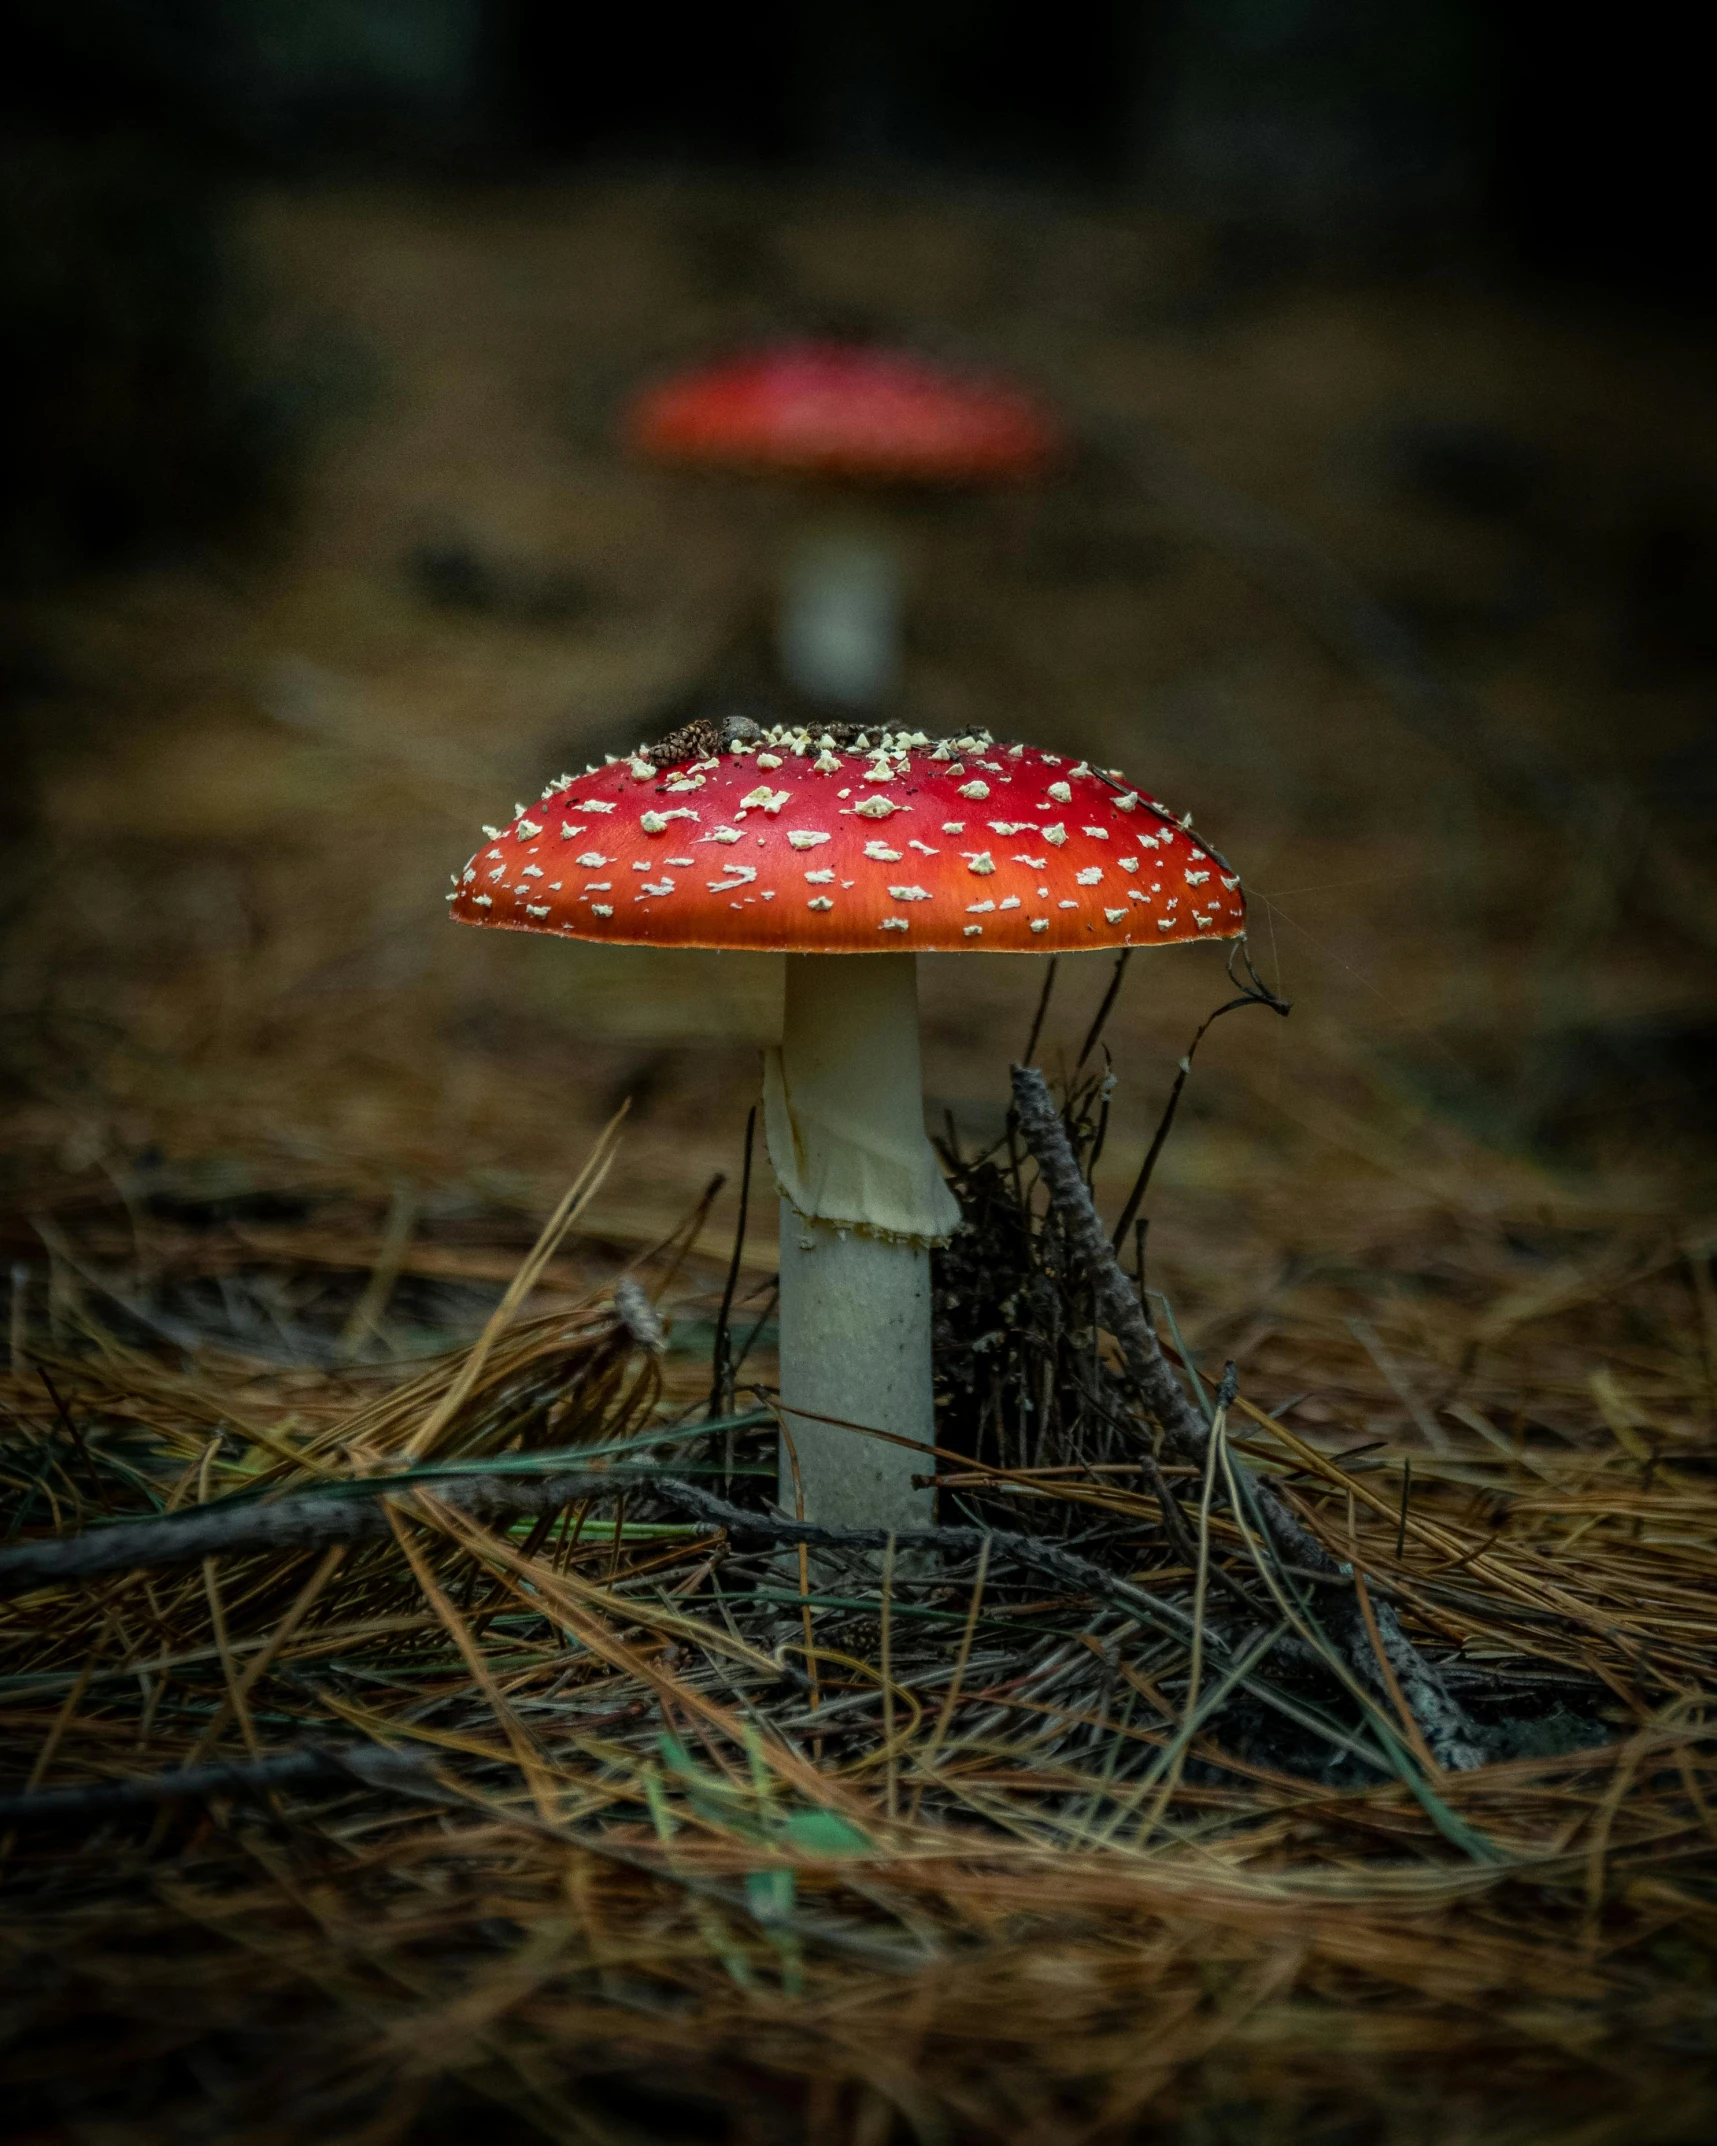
[
  {"xmin": 449, "ymin": 729, "xmax": 1243, "ymax": 955},
  {"xmin": 624, "ymin": 342, "xmax": 1061, "ymax": 486}
]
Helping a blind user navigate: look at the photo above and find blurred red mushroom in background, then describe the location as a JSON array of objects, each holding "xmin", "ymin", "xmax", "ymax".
[{"xmin": 626, "ymin": 341, "xmax": 1061, "ymax": 712}]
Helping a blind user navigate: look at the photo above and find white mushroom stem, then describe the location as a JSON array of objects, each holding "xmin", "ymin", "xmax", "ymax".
[
  {"xmin": 764, "ymin": 952, "xmax": 960, "ymax": 1531},
  {"xmin": 775, "ymin": 523, "xmax": 903, "ymax": 710}
]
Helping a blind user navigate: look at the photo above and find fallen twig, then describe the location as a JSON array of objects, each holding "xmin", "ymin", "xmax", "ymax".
[
  {"xmin": 0, "ymin": 1740, "xmax": 432, "ymax": 1825},
  {"xmin": 1008, "ymin": 1063, "xmax": 1485, "ymax": 1772}
]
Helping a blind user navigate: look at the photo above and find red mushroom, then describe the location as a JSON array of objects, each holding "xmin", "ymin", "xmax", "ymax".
[
  {"xmin": 450, "ymin": 722, "xmax": 1245, "ymax": 1531},
  {"xmin": 626, "ymin": 342, "xmax": 1060, "ymax": 711}
]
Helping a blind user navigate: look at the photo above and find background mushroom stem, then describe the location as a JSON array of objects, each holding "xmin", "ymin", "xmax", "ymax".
[
  {"xmin": 767, "ymin": 952, "xmax": 959, "ymax": 1530},
  {"xmin": 776, "ymin": 521, "xmax": 904, "ymax": 709}
]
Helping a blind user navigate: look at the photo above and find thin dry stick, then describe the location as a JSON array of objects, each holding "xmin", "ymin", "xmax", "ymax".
[
  {"xmin": 187, "ymin": 1546, "xmax": 348, "ymax": 1766},
  {"xmin": 1143, "ymin": 1398, "xmax": 1227, "ymax": 1838},
  {"xmin": 339, "ymin": 1182, "xmax": 417, "ymax": 1360},
  {"xmin": 403, "ymin": 1106, "xmax": 627, "ymax": 1460},
  {"xmin": 1008, "ymin": 1062, "xmax": 1485, "ymax": 1774},
  {"xmin": 1351, "ymin": 1567, "xmax": 1439, "ymax": 1777},
  {"xmin": 0, "ymin": 1463, "xmax": 642, "ymax": 1598},
  {"xmin": 1350, "ymin": 1318, "xmax": 1450, "ymax": 1455},
  {"xmin": 779, "ymin": 1418, "xmax": 820, "ymax": 1722},
  {"xmin": 201, "ymin": 1558, "xmax": 260, "ymax": 1761},
  {"xmin": 385, "ymin": 1503, "xmax": 558, "ymax": 1821},
  {"xmin": 910, "ymin": 1537, "xmax": 991, "ymax": 1821},
  {"xmin": 880, "ymin": 1533, "xmax": 897, "ymax": 1822}
]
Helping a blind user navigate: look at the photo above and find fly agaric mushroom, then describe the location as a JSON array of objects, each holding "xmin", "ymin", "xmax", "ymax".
[
  {"xmin": 449, "ymin": 724, "xmax": 1244, "ymax": 1532},
  {"xmin": 626, "ymin": 343, "xmax": 1060, "ymax": 712}
]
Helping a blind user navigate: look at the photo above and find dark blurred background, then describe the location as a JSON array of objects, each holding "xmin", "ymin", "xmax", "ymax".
[
  {"xmin": 3, "ymin": 0, "xmax": 1714, "ymax": 1242},
  {"xmin": 5, "ymin": 0, "xmax": 1710, "ymax": 597}
]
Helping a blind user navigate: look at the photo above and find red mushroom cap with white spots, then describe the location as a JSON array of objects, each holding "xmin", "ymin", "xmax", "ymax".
[
  {"xmin": 448, "ymin": 732, "xmax": 1245, "ymax": 954},
  {"xmin": 625, "ymin": 343, "xmax": 1060, "ymax": 486}
]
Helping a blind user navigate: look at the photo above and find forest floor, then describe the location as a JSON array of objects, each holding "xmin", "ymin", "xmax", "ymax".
[{"xmin": 2, "ymin": 178, "xmax": 1716, "ymax": 2143}]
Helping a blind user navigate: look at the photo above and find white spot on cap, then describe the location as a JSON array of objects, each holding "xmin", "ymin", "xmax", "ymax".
[
  {"xmin": 963, "ymin": 924, "xmax": 983, "ymax": 937},
  {"xmin": 942, "ymin": 821, "xmax": 965, "ymax": 834},
  {"xmin": 864, "ymin": 841, "xmax": 903, "ymax": 862},
  {"xmin": 1046, "ymin": 782, "xmax": 1072, "ymax": 804},
  {"xmin": 472, "ymin": 894, "xmax": 492, "ymax": 907},
  {"xmin": 957, "ymin": 780, "xmax": 990, "ymax": 800},
  {"xmin": 788, "ymin": 830, "xmax": 831, "ymax": 850},
  {"xmin": 964, "ymin": 851, "xmax": 997, "ymax": 875},
  {"xmin": 521, "ymin": 864, "xmax": 544, "ymax": 879},
  {"xmin": 805, "ymin": 868, "xmax": 835, "ymax": 884},
  {"xmin": 813, "ymin": 751, "xmax": 841, "ymax": 774},
  {"xmin": 1058, "ymin": 899, "xmax": 1078, "ymax": 910},
  {"xmin": 1043, "ymin": 823, "xmax": 1068, "ymax": 847},
  {"xmin": 741, "ymin": 787, "xmax": 790, "ymax": 814},
  {"xmin": 1104, "ymin": 907, "xmax": 1126, "ymax": 924},
  {"xmin": 1118, "ymin": 857, "xmax": 1138, "ymax": 873},
  {"xmin": 808, "ymin": 895, "xmax": 834, "ymax": 911},
  {"xmin": 756, "ymin": 753, "xmax": 783, "ymax": 770},
  {"xmin": 583, "ymin": 801, "xmax": 616, "ymax": 815},
  {"xmin": 1013, "ymin": 854, "xmax": 1048, "ymax": 871},
  {"xmin": 854, "ymin": 796, "xmax": 899, "ymax": 819},
  {"xmin": 516, "ymin": 819, "xmax": 543, "ymax": 839},
  {"xmin": 705, "ymin": 827, "xmax": 742, "ymax": 844},
  {"xmin": 889, "ymin": 885, "xmax": 931, "ymax": 902},
  {"xmin": 1082, "ymin": 827, "xmax": 1109, "ymax": 840},
  {"xmin": 482, "ymin": 825, "xmax": 502, "ymax": 840},
  {"xmin": 709, "ymin": 866, "xmax": 758, "ymax": 891},
  {"xmin": 908, "ymin": 838, "xmax": 938, "ymax": 855},
  {"xmin": 966, "ymin": 899, "xmax": 995, "ymax": 914},
  {"xmin": 526, "ymin": 903, "xmax": 551, "ymax": 917},
  {"xmin": 880, "ymin": 917, "xmax": 910, "ymax": 932},
  {"xmin": 636, "ymin": 879, "xmax": 675, "ymax": 897},
  {"xmin": 1157, "ymin": 917, "xmax": 1173, "ymax": 931},
  {"xmin": 1222, "ymin": 874, "xmax": 1240, "ymax": 890},
  {"xmin": 1113, "ymin": 792, "xmax": 1138, "ymax": 813},
  {"xmin": 1076, "ymin": 867, "xmax": 1103, "ymax": 885},
  {"xmin": 988, "ymin": 821, "xmax": 1030, "ymax": 835},
  {"xmin": 592, "ymin": 904, "xmax": 614, "ymax": 918},
  {"xmin": 1185, "ymin": 870, "xmax": 1210, "ymax": 886},
  {"xmin": 575, "ymin": 852, "xmax": 609, "ymax": 868},
  {"xmin": 1029, "ymin": 918, "xmax": 1048, "ymax": 933},
  {"xmin": 999, "ymin": 895, "xmax": 1021, "ymax": 910}
]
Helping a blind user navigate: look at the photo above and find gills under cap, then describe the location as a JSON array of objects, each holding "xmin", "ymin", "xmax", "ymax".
[{"xmin": 448, "ymin": 729, "xmax": 1245, "ymax": 955}]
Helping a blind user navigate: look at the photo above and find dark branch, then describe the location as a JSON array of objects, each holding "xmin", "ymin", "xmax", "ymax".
[{"xmin": 1007, "ymin": 1063, "xmax": 1485, "ymax": 1772}]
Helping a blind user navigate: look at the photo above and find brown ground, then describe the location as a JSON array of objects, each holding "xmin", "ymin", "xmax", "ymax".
[
  {"xmin": 3, "ymin": 180, "xmax": 1717, "ymax": 2145},
  {"xmin": 8, "ymin": 178, "xmax": 1716, "ymax": 1265}
]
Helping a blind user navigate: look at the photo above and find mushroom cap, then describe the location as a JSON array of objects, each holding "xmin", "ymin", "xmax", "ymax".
[
  {"xmin": 448, "ymin": 730, "xmax": 1245, "ymax": 955},
  {"xmin": 625, "ymin": 343, "xmax": 1060, "ymax": 485}
]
